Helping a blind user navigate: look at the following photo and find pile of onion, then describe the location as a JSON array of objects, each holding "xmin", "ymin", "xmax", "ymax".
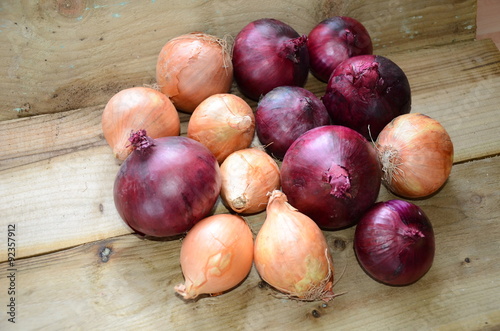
[
  {"xmin": 156, "ymin": 32, "xmax": 233, "ymax": 113},
  {"xmin": 255, "ymin": 86, "xmax": 330, "ymax": 160},
  {"xmin": 113, "ymin": 130, "xmax": 221, "ymax": 237},
  {"xmin": 187, "ymin": 93, "xmax": 255, "ymax": 164},
  {"xmin": 220, "ymin": 148, "xmax": 281, "ymax": 214},
  {"xmin": 232, "ymin": 18, "xmax": 309, "ymax": 100},
  {"xmin": 308, "ymin": 16, "xmax": 373, "ymax": 82},
  {"xmin": 102, "ymin": 87, "xmax": 180, "ymax": 161},
  {"xmin": 322, "ymin": 54, "xmax": 411, "ymax": 140},
  {"xmin": 281, "ymin": 125, "xmax": 381, "ymax": 230},
  {"xmin": 354, "ymin": 200, "xmax": 435, "ymax": 286},
  {"xmin": 375, "ymin": 113, "xmax": 454, "ymax": 198},
  {"xmin": 175, "ymin": 214, "xmax": 254, "ymax": 299},
  {"xmin": 254, "ymin": 190, "xmax": 335, "ymax": 301}
]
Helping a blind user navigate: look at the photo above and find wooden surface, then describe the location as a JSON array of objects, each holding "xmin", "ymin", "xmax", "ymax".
[{"xmin": 1, "ymin": 0, "xmax": 500, "ymax": 330}]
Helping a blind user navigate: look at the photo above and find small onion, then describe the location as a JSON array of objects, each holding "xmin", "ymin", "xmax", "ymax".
[
  {"xmin": 232, "ymin": 18, "xmax": 309, "ymax": 101},
  {"xmin": 156, "ymin": 32, "xmax": 233, "ymax": 113},
  {"xmin": 354, "ymin": 200, "xmax": 435, "ymax": 286},
  {"xmin": 220, "ymin": 148, "xmax": 280, "ymax": 214},
  {"xmin": 102, "ymin": 87, "xmax": 180, "ymax": 160},
  {"xmin": 175, "ymin": 214, "xmax": 254, "ymax": 300},
  {"xmin": 308, "ymin": 16, "xmax": 373, "ymax": 83},
  {"xmin": 255, "ymin": 86, "xmax": 330, "ymax": 160},
  {"xmin": 113, "ymin": 130, "xmax": 221, "ymax": 237},
  {"xmin": 281, "ymin": 125, "xmax": 381, "ymax": 230},
  {"xmin": 376, "ymin": 113, "xmax": 454, "ymax": 198},
  {"xmin": 254, "ymin": 190, "xmax": 335, "ymax": 301},
  {"xmin": 187, "ymin": 93, "xmax": 255, "ymax": 164},
  {"xmin": 322, "ymin": 54, "xmax": 411, "ymax": 140}
]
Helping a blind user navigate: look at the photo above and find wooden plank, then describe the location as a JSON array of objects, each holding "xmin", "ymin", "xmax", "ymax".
[
  {"xmin": 1, "ymin": 155, "xmax": 499, "ymax": 329},
  {"xmin": 1, "ymin": 38, "xmax": 500, "ymax": 262},
  {"xmin": 0, "ymin": 0, "xmax": 476, "ymax": 121}
]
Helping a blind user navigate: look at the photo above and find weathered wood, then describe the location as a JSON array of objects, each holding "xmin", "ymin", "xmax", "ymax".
[
  {"xmin": 1, "ymin": 156, "xmax": 499, "ymax": 329},
  {"xmin": 0, "ymin": 0, "xmax": 476, "ymax": 121}
]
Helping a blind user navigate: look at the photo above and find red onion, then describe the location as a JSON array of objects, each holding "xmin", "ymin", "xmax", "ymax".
[
  {"xmin": 232, "ymin": 18, "xmax": 309, "ymax": 101},
  {"xmin": 354, "ymin": 200, "xmax": 435, "ymax": 286},
  {"xmin": 280, "ymin": 125, "xmax": 381, "ymax": 230},
  {"xmin": 308, "ymin": 16, "xmax": 373, "ymax": 83},
  {"xmin": 113, "ymin": 130, "xmax": 221, "ymax": 237},
  {"xmin": 255, "ymin": 86, "xmax": 330, "ymax": 160},
  {"xmin": 322, "ymin": 54, "xmax": 411, "ymax": 140}
]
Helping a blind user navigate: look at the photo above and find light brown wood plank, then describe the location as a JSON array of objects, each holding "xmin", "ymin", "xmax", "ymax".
[
  {"xmin": 1, "ymin": 155, "xmax": 499, "ymax": 329},
  {"xmin": 0, "ymin": 0, "xmax": 476, "ymax": 121}
]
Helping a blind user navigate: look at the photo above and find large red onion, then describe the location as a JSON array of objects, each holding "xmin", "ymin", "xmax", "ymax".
[
  {"xmin": 354, "ymin": 200, "xmax": 435, "ymax": 286},
  {"xmin": 308, "ymin": 16, "xmax": 373, "ymax": 83},
  {"xmin": 232, "ymin": 18, "xmax": 309, "ymax": 101},
  {"xmin": 113, "ymin": 130, "xmax": 221, "ymax": 237},
  {"xmin": 322, "ymin": 55, "xmax": 411, "ymax": 140},
  {"xmin": 280, "ymin": 125, "xmax": 381, "ymax": 230},
  {"xmin": 255, "ymin": 86, "xmax": 330, "ymax": 160}
]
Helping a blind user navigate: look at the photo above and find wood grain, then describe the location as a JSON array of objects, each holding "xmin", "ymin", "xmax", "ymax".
[
  {"xmin": 0, "ymin": 0, "xmax": 476, "ymax": 121},
  {"xmin": 1, "ymin": 156, "xmax": 499, "ymax": 329}
]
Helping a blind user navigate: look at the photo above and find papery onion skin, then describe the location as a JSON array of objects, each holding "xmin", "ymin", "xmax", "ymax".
[
  {"xmin": 254, "ymin": 190, "xmax": 335, "ymax": 301},
  {"xmin": 113, "ymin": 131, "xmax": 221, "ymax": 237},
  {"xmin": 376, "ymin": 113, "xmax": 454, "ymax": 198},
  {"xmin": 281, "ymin": 125, "xmax": 381, "ymax": 230},
  {"xmin": 175, "ymin": 214, "xmax": 254, "ymax": 300},
  {"xmin": 187, "ymin": 93, "xmax": 255, "ymax": 164},
  {"xmin": 255, "ymin": 86, "xmax": 330, "ymax": 160},
  {"xmin": 220, "ymin": 148, "xmax": 281, "ymax": 214},
  {"xmin": 232, "ymin": 18, "xmax": 309, "ymax": 101},
  {"xmin": 102, "ymin": 87, "xmax": 180, "ymax": 160},
  {"xmin": 156, "ymin": 32, "xmax": 233, "ymax": 113},
  {"xmin": 308, "ymin": 16, "xmax": 373, "ymax": 83},
  {"xmin": 322, "ymin": 54, "xmax": 411, "ymax": 140},
  {"xmin": 354, "ymin": 200, "xmax": 435, "ymax": 286}
]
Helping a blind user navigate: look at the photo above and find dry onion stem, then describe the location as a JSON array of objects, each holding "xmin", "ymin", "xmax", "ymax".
[
  {"xmin": 220, "ymin": 148, "xmax": 280, "ymax": 214},
  {"xmin": 156, "ymin": 32, "xmax": 233, "ymax": 113},
  {"xmin": 254, "ymin": 190, "xmax": 335, "ymax": 302}
]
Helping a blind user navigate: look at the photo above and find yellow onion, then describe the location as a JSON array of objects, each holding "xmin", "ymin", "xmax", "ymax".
[
  {"xmin": 220, "ymin": 148, "xmax": 280, "ymax": 214},
  {"xmin": 187, "ymin": 93, "xmax": 255, "ymax": 163},
  {"xmin": 376, "ymin": 113, "xmax": 454, "ymax": 198},
  {"xmin": 174, "ymin": 214, "xmax": 254, "ymax": 300},
  {"xmin": 101, "ymin": 87, "xmax": 180, "ymax": 160},
  {"xmin": 156, "ymin": 32, "xmax": 233, "ymax": 113},
  {"xmin": 254, "ymin": 190, "xmax": 335, "ymax": 301}
]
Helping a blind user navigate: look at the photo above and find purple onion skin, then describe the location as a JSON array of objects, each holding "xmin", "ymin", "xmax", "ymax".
[
  {"xmin": 322, "ymin": 54, "xmax": 411, "ymax": 140},
  {"xmin": 114, "ymin": 136, "xmax": 221, "ymax": 237},
  {"xmin": 232, "ymin": 18, "xmax": 310, "ymax": 101},
  {"xmin": 308, "ymin": 16, "xmax": 373, "ymax": 83},
  {"xmin": 354, "ymin": 200, "xmax": 435, "ymax": 286},
  {"xmin": 255, "ymin": 86, "xmax": 330, "ymax": 160},
  {"xmin": 281, "ymin": 125, "xmax": 381, "ymax": 230}
]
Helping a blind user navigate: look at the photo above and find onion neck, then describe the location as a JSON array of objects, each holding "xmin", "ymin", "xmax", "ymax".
[
  {"xmin": 228, "ymin": 115, "xmax": 253, "ymax": 132},
  {"xmin": 128, "ymin": 129, "xmax": 155, "ymax": 152},
  {"xmin": 280, "ymin": 35, "xmax": 308, "ymax": 63},
  {"xmin": 323, "ymin": 163, "xmax": 351, "ymax": 199}
]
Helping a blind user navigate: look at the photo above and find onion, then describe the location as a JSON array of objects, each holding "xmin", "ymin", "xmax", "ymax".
[
  {"xmin": 281, "ymin": 125, "xmax": 381, "ymax": 230},
  {"xmin": 322, "ymin": 54, "xmax": 411, "ymax": 140},
  {"xmin": 156, "ymin": 32, "xmax": 233, "ymax": 113},
  {"xmin": 308, "ymin": 16, "xmax": 373, "ymax": 83},
  {"xmin": 232, "ymin": 18, "xmax": 309, "ymax": 101},
  {"xmin": 220, "ymin": 148, "xmax": 280, "ymax": 214},
  {"xmin": 101, "ymin": 87, "xmax": 180, "ymax": 161},
  {"xmin": 354, "ymin": 200, "xmax": 435, "ymax": 286},
  {"xmin": 255, "ymin": 86, "xmax": 330, "ymax": 160},
  {"xmin": 376, "ymin": 113, "xmax": 454, "ymax": 198},
  {"xmin": 113, "ymin": 130, "xmax": 221, "ymax": 237},
  {"xmin": 187, "ymin": 93, "xmax": 255, "ymax": 164},
  {"xmin": 254, "ymin": 190, "xmax": 335, "ymax": 301},
  {"xmin": 175, "ymin": 214, "xmax": 254, "ymax": 300}
]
